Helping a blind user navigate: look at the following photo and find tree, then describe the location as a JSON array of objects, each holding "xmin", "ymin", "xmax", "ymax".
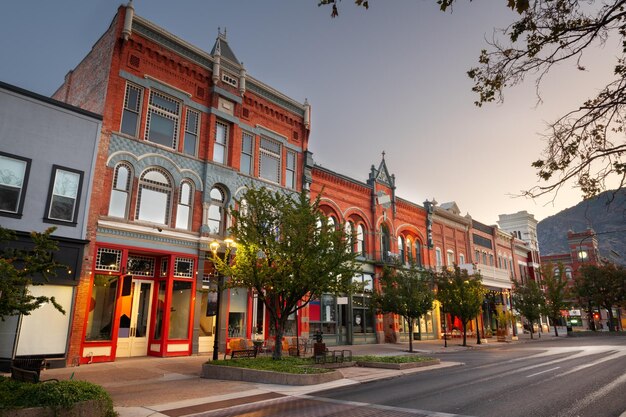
[
  {"xmin": 540, "ymin": 263, "xmax": 570, "ymax": 336},
  {"xmin": 322, "ymin": 0, "xmax": 626, "ymax": 202},
  {"xmin": 435, "ymin": 266, "xmax": 486, "ymax": 347},
  {"xmin": 0, "ymin": 226, "xmax": 67, "ymax": 320},
  {"xmin": 372, "ymin": 263, "xmax": 435, "ymax": 353},
  {"xmin": 511, "ymin": 278, "xmax": 545, "ymax": 339},
  {"xmin": 574, "ymin": 263, "xmax": 626, "ymax": 331},
  {"xmin": 211, "ymin": 187, "xmax": 359, "ymax": 359}
]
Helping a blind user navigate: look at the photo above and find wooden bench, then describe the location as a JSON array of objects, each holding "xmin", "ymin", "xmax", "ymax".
[
  {"xmin": 11, "ymin": 367, "xmax": 58, "ymax": 384},
  {"xmin": 226, "ymin": 349, "xmax": 257, "ymax": 359}
]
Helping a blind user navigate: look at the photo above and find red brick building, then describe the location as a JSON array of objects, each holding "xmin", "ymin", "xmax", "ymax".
[{"xmin": 53, "ymin": 3, "xmax": 310, "ymax": 364}]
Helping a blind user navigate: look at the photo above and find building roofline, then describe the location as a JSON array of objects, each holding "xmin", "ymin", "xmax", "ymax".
[{"xmin": 0, "ymin": 80, "xmax": 103, "ymax": 121}]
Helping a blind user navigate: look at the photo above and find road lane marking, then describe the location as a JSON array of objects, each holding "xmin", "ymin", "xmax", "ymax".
[
  {"xmin": 526, "ymin": 367, "xmax": 560, "ymax": 378},
  {"xmin": 299, "ymin": 394, "xmax": 477, "ymax": 417},
  {"xmin": 558, "ymin": 371, "xmax": 626, "ymax": 417}
]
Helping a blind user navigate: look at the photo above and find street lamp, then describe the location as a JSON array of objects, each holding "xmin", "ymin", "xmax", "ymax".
[{"xmin": 209, "ymin": 237, "xmax": 236, "ymax": 361}]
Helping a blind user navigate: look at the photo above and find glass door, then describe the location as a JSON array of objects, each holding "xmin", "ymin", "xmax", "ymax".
[{"xmin": 116, "ymin": 279, "xmax": 154, "ymax": 357}]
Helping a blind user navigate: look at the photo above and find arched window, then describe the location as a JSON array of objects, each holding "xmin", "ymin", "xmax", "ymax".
[
  {"xmin": 136, "ymin": 168, "xmax": 171, "ymax": 225},
  {"xmin": 380, "ymin": 224, "xmax": 390, "ymax": 261},
  {"xmin": 415, "ymin": 241, "xmax": 422, "ymax": 267},
  {"xmin": 108, "ymin": 162, "xmax": 132, "ymax": 218},
  {"xmin": 565, "ymin": 267, "xmax": 573, "ymax": 280},
  {"xmin": 459, "ymin": 253, "xmax": 465, "ymax": 265},
  {"xmin": 398, "ymin": 236, "xmax": 405, "ymax": 264},
  {"xmin": 327, "ymin": 216, "xmax": 336, "ymax": 229},
  {"xmin": 446, "ymin": 250, "xmax": 455, "ymax": 266},
  {"xmin": 407, "ymin": 239, "xmax": 413, "ymax": 263},
  {"xmin": 175, "ymin": 180, "xmax": 193, "ymax": 230},
  {"xmin": 345, "ymin": 221, "xmax": 354, "ymax": 253},
  {"xmin": 207, "ymin": 186, "xmax": 226, "ymax": 235},
  {"xmin": 357, "ymin": 224, "xmax": 365, "ymax": 256}
]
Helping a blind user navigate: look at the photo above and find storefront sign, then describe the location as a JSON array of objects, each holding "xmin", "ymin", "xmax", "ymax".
[{"xmin": 337, "ymin": 297, "xmax": 348, "ymax": 305}]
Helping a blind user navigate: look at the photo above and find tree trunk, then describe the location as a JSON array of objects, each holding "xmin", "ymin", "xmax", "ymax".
[
  {"xmin": 529, "ymin": 321, "xmax": 534, "ymax": 339},
  {"xmin": 553, "ymin": 321, "xmax": 559, "ymax": 337},
  {"xmin": 462, "ymin": 320, "xmax": 467, "ymax": 347},
  {"xmin": 272, "ymin": 316, "xmax": 285, "ymax": 360},
  {"xmin": 606, "ymin": 307, "xmax": 615, "ymax": 332},
  {"xmin": 408, "ymin": 318, "xmax": 414, "ymax": 353}
]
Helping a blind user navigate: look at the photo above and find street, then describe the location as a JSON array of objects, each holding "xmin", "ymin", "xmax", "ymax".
[{"xmin": 191, "ymin": 336, "xmax": 626, "ymax": 417}]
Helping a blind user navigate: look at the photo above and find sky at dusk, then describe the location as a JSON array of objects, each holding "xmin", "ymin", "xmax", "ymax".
[{"xmin": 1, "ymin": 0, "xmax": 618, "ymax": 224}]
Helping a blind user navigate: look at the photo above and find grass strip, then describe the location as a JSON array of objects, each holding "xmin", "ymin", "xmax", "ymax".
[
  {"xmin": 205, "ymin": 356, "xmax": 331, "ymax": 374},
  {"xmin": 353, "ymin": 355, "xmax": 435, "ymax": 364}
]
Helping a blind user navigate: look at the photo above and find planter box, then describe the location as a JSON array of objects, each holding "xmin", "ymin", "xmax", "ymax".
[
  {"xmin": 201, "ymin": 364, "xmax": 342, "ymax": 386},
  {"xmin": 356, "ymin": 358, "xmax": 440, "ymax": 370},
  {"xmin": 0, "ymin": 399, "xmax": 109, "ymax": 417}
]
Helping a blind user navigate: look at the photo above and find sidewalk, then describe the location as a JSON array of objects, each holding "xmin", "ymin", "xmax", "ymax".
[{"xmin": 34, "ymin": 332, "xmax": 561, "ymax": 416}]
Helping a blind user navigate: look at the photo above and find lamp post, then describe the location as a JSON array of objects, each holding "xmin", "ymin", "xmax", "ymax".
[{"xmin": 210, "ymin": 237, "xmax": 235, "ymax": 361}]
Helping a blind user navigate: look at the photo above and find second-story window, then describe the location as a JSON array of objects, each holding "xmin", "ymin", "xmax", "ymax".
[
  {"xmin": 240, "ymin": 132, "xmax": 254, "ymax": 175},
  {"xmin": 435, "ymin": 248, "xmax": 443, "ymax": 268},
  {"xmin": 121, "ymin": 83, "xmax": 143, "ymax": 137},
  {"xmin": 259, "ymin": 137, "xmax": 281, "ymax": 183},
  {"xmin": 357, "ymin": 224, "xmax": 365, "ymax": 256},
  {"xmin": 208, "ymin": 186, "xmax": 226, "ymax": 235},
  {"xmin": 213, "ymin": 121, "xmax": 228, "ymax": 164},
  {"xmin": 415, "ymin": 241, "xmax": 422, "ymax": 267},
  {"xmin": 398, "ymin": 236, "xmax": 405, "ymax": 264},
  {"xmin": 407, "ymin": 239, "xmax": 413, "ymax": 263},
  {"xmin": 45, "ymin": 165, "xmax": 83, "ymax": 224},
  {"xmin": 108, "ymin": 163, "xmax": 132, "ymax": 218},
  {"xmin": 0, "ymin": 152, "xmax": 31, "ymax": 216},
  {"xmin": 136, "ymin": 168, "xmax": 172, "ymax": 225},
  {"xmin": 145, "ymin": 91, "xmax": 180, "ymax": 149},
  {"xmin": 183, "ymin": 110, "xmax": 199, "ymax": 156},
  {"xmin": 176, "ymin": 181, "xmax": 193, "ymax": 230},
  {"xmin": 285, "ymin": 151, "xmax": 296, "ymax": 189},
  {"xmin": 446, "ymin": 250, "xmax": 454, "ymax": 266},
  {"xmin": 380, "ymin": 224, "xmax": 390, "ymax": 261}
]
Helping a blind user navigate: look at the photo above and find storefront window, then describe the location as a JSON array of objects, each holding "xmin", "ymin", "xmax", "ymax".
[
  {"xmin": 85, "ymin": 275, "xmax": 118, "ymax": 341},
  {"xmin": 228, "ymin": 288, "xmax": 247, "ymax": 338},
  {"xmin": 199, "ymin": 290, "xmax": 216, "ymax": 336},
  {"xmin": 168, "ymin": 281, "xmax": 192, "ymax": 339},
  {"xmin": 309, "ymin": 294, "xmax": 337, "ymax": 335},
  {"xmin": 153, "ymin": 281, "xmax": 166, "ymax": 340},
  {"xmin": 352, "ymin": 296, "xmax": 373, "ymax": 333}
]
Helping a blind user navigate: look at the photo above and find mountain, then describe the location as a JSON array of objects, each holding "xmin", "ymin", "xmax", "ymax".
[{"xmin": 537, "ymin": 189, "xmax": 626, "ymax": 265}]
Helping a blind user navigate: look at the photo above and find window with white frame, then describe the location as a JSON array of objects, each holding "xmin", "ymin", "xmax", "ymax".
[
  {"xmin": 145, "ymin": 91, "xmax": 180, "ymax": 149},
  {"xmin": 415, "ymin": 241, "xmax": 422, "ymax": 266},
  {"xmin": 435, "ymin": 248, "xmax": 443, "ymax": 268},
  {"xmin": 213, "ymin": 121, "xmax": 228, "ymax": 164},
  {"xmin": 0, "ymin": 152, "xmax": 30, "ymax": 216},
  {"xmin": 121, "ymin": 83, "xmax": 143, "ymax": 137},
  {"xmin": 357, "ymin": 224, "xmax": 365, "ymax": 256},
  {"xmin": 398, "ymin": 236, "xmax": 405, "ymax": 264},
  {"xmin": 108, "ymin": 162, "xmax": 132, "ymax": 218},
  {"xmin": 407, "ymin": 239, "xmax": 413, "ymax": 263},
  {"xmin": 459, "ymin": 253, "xmax": 465, "ymax": 264},
  {"xmin": 176, "ymin": 180, "xmax": 193, "ymax": 230},
  {"xmin": 345, "ymin": 221, "xmax": 354, "ymax": 253},
  {"xmin": 446, "ymin": 250, "xmax": 454, "ymax": 266},
  {"xmin": 136, "ymin": 168, "xmax": 172, "ymax": 225},
  {"xmin": 183, "ymin": 110, "xmax": 199, "ymax": 156},
  {"xmin": 240, "ymin": 132, "xmax": 254, "ymax": 175},
  {"xmin": 45, "ymin": 165, "xmax": 83, "ymax": 224},
  {"xmin": 207, "ymin": 186, "xmax": 226, "ymax": 235},
  {"xmin": 286, "ymin": 151, "xmax": 296, "ymax": 189},
  {"xmin": 259, "ymin": 137, "xmax": 281, "ymax": 183}
]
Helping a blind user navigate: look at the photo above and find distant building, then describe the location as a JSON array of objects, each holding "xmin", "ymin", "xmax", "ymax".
[{"xmin": 0, "ymin": 81, "xmax": 102, "ymax": 370}]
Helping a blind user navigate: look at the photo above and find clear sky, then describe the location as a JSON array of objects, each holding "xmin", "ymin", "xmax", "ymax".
[{"xmin": 1, "ymin": 0, "xmax": 617, "ymax": 224}]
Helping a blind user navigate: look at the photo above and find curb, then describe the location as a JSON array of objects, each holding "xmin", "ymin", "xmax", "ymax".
[{"xmin": 201, "ymin": 364, "xmax": 343, "ymax": 385}]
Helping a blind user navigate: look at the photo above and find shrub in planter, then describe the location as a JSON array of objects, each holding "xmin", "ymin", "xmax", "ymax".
[{"xmin": 0, "ymin": 377, "xmax": 115, "ymax": 417}]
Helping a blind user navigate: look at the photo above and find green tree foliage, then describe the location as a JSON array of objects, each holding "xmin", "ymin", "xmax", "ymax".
[
  {"xmin": 322, "ymin": 0, "xmax": 626, "ymax": 201},
  {"xmin": 511, "ymin": 278, "xmax": 545, "ymax": 339},
  {"xmin": 435, "ymin": 266, "xmax": 486, "ymax": 347},
  {"xmin": 211, "ymin": 187, "xmax": 359, "ymax": 359},
  {"xmin": 573, "ymin": 263, "xmax": 626, "ymax": 331},
  {"xmin": 372, "ymin": 263, "xmax": 435, "ymax": 352},
  {"xmin": 540, "ymin": 263, "xmax": 570, "ymax": 336},
  {"xmin": 0, "ymin": 226, "xmax": 67, "ymax": 320}
]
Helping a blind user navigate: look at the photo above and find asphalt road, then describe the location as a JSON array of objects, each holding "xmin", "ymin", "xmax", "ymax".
[{"xmin": 193, "ymin": 336, "xmax": 626, "ymax": 417}]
